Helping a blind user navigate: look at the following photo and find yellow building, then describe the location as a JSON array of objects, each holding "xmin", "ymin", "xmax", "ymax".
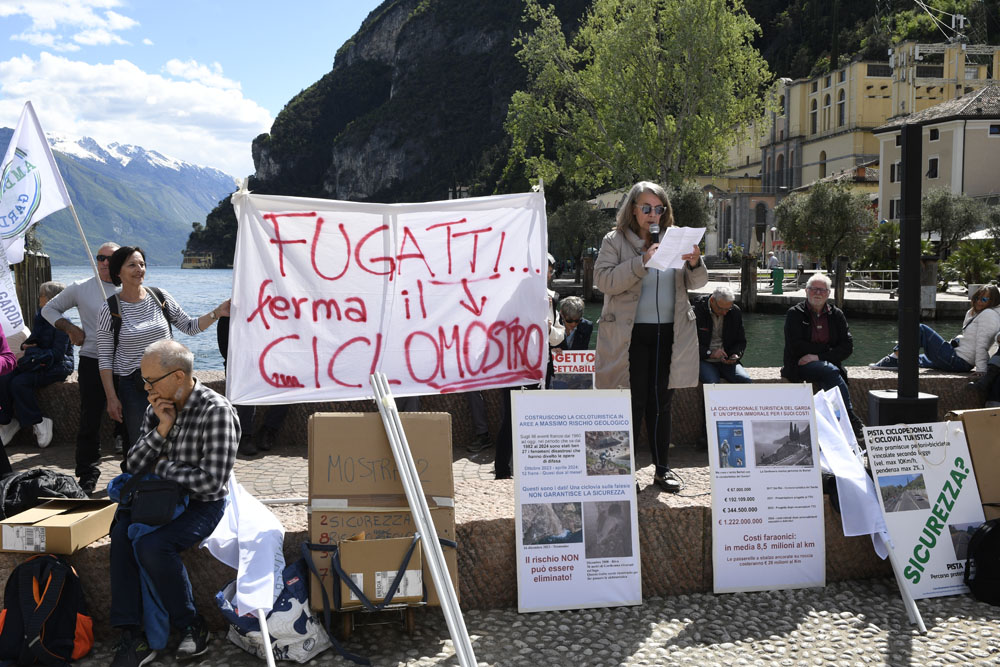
[{"xmin": 713, "ymin": 41, "xmax": 1000, "ymax": 258}]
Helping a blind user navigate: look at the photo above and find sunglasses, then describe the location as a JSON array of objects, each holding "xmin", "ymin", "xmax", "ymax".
[
  {"xmin": 807, "ymin": 287, "xmax": 830, "ymax": 294},
  {"xmin": 96, "ymin": 254, "xmax": 112, "ymax": 262},
  {"xmin": 979, "ymin": 296, "xmax": 991, "ymax": 303},
  {"xmin": 563, "ymin": 317, "xmax": 580, "ymax": 324},
  {"xmin": 638, "ymin": 204, "xmax": 666, "ymax": 216}
]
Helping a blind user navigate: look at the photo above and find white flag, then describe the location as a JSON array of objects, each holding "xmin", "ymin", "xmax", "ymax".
[
  {"xmin": 0, "ymin": 101, "xmax": 73, "ymax": 337},
  {"xmin": 0, "ymin": 101, "xmax": 72, "ymax": 263}
]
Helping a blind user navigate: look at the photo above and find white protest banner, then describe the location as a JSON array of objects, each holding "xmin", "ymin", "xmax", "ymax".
[
  {"xmin": 513, "ymin": 390, "xmax": 641, "ymax": 612},
  {"xmin": 550, "ymin": 349, "xmax": 594, "ymax": 389},
  {"xmin": 705, "ymin": 384, "xmax": 825, "ymax": 594},
  {"xmin": 0, "ymin": 102, "xmax": 73, "ymax": 336},
  {"xmin": 228, "ymin": 189, "xmax": 548, "ymax": 403},
  {"xmin": 863, "ymin": 421, "xmax": 984, "ymax": 599}
]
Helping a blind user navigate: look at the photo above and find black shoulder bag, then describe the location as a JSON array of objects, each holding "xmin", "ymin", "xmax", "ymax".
[{"xmin": 119, "ymin": 456, "xmax": 184, "ymax": 526}]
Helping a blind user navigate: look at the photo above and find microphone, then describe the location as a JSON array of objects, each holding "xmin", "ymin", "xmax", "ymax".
[{"xmin": 650, "ymin": 224, "xmax": 660, "ymax": 244}]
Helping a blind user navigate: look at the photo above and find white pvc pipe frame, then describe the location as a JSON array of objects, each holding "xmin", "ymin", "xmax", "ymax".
[{"xmin": 370, "ymin": 373, "xmax": 477, "ymax": 666}]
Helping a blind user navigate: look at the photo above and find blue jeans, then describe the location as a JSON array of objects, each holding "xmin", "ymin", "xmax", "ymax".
[
  {"xmin": 699, "ymin": 361, "xmax": 752, "ymax": 384},
  {"xmin": 917, "ymin": 323, "xmax": 973, "ymax": 372},
  {"xmin": 797, "ymin": 360, "xmax": 855, "ymax": 413},
  {"xmin": 0, "ymin": 366, "xmax": 68, "ymax": 426},
  {"xmin": 110, "ymin": 498, "xmax": 225, "ymax": 630},
  {"xmin": 115, "ymin": 370, "xmax": 149, "ymax": 454}
]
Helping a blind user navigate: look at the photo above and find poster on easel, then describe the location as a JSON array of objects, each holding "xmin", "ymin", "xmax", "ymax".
[
  {"xmin": 512, "ymin": 390, "xmax": 641, "ymax": 613},
  {"xmin": 704, "ymin": 384, "xmax": 825, "ymax": 594},
  {"xmin": 550, "ymin": 349, "xmax": 595, "ymax": 389},
  {"xmin": 863, "ymin": 421, "xmax": 984, "ymax": 599}
]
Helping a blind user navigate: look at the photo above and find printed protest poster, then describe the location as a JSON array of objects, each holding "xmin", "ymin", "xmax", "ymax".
[
  {"xmin": 704, "ymin": 384, "xmax": 825, "ymax": 594},
  {"xmin": 863, "ymin": 421, "xmax": 984, "ymax": 599},
  {"xmin": 550, "ymin": 349, "xmax": 595, "ymax": 389},
  {"xmin": 228, "ymin": 189, "xmax": 548, "ymax": 404},
  {"xmin": 512, "ymin": 390, "xmax": 641, "ymax": 612}
]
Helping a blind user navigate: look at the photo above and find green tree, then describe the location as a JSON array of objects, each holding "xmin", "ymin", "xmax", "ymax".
[
  {"xmin": 774, "ymin": 182, "xmax": 876, "ymax": 271},
  {"xmin": 667, "ymin": 181, "xmax": 710, "ymax": 230},
  {"xmin": 922, "ymin": 189, "xmax": 989, "ymax": 259},
  {"xmin": 939, "ymin": 240, "xmax": 999, "ymax": 287},
  {"xmin": 548, "ymin": 200, "xmax": 614, "ymax": 281},
  {"xmin": 505, "ymin": 0, "xmax": 772, "ymax": 191},
  {"xmin": 859, "ymin": 220, "xmax": 900, "ymax": 270}
]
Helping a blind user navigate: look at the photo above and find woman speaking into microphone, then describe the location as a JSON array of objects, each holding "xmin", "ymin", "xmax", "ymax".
[{"xmin": 594, "ymin": 181, "xmax": 707, "ymax": 493}]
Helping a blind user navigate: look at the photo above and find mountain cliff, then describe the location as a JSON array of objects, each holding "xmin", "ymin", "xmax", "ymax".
[{"xmin": 0, "ymin": 128, "xmax": 236, "ymax": 265}]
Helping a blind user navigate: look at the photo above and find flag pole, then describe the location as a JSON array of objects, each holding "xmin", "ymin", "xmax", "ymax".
[{"xmin": 67, "ymin": 204, "xmax": 108, "ymax": 299}]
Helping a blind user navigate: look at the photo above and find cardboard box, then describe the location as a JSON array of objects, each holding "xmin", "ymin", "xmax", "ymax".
[
  {"xmin": 337, "ymin": 537, "xmax": 424, "ymax": 610},
  {"xmin": 308, "ymin": 506, "xmax": 458, "ymax": 610},
  {"xmin": 946, "ymin": 408, "xmax": 1000, "ymax": 519},
  {"xmin": 308, "ymin": 413, "xmax": 454, "ymax": 503},
  {"xmin": 0, "ymin": 499, "xmax": 116, "ymax": 554}
]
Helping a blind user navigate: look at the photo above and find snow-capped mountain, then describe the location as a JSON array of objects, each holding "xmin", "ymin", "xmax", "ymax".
[{"xmin": 1, "ymin": 129, "xmax": 238, "ymax": 265}]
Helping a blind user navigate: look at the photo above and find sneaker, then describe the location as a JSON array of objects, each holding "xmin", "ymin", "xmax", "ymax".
[
  {"xmin": 237, "ymin": 435, "xmax": 258, "ymax": 457},
  {"xmin": 258, "ymin": 427, "xmax": 276, "ymax": 451},
  {"xmin": 111, "ymin": 631, "xmax": 156, "ymax": 667},
  {"xmin": 466, "ymin": 432, "xmax": 492, "ymax": 453},
  {"xmin": 653, "ymin": 470, "xmax": 682, "ymax": 494},
  {"xmin": 113, "ymin": 434, "xmax": 124, "ymax": 454},
  {"xmin": 869, "ymin": 354, "xmax": 899, "ymax": 370},
  {"xmin": 0, "ymin": 419, "xmax": 19, "ymax": 447},
  {"xmin": 33, "ymin": 417, "xmax": 53, "ymax": 448},
  {"xmin": 176, "ymin": 616, "xmax": 210, "ymax": 660}
]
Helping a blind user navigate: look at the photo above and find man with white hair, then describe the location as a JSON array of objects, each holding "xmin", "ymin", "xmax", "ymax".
[
  {"xmin": 780, "ymin": 273, "xmax": 864, "ymax": 437},
  {"xmin": 694, "ymin": 286, "xmax": 751, "ymax": 384},
  {"xmin": 42, "ymin": 241, "xmax": 121, "ymax": 493},
  {"xmin": 108, "ymin": 340, "xmax": 239, "ymax": 667}
]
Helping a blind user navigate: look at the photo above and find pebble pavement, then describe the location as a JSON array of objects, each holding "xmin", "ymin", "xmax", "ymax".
[{"xmin": 8, "ymin": 432, "xmax": 1000, "ymax": 666}]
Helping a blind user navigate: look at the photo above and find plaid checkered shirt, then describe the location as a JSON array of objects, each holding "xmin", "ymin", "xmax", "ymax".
[{"xmin": 126, "ymin": 379, "xmax": 240, "ymax": 501}]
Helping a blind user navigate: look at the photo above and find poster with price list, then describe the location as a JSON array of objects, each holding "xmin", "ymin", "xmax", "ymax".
[
  {"xmin": 704, "ymin": 384, "xmax": 825, "ymax": 593},
  {"xmin": 512, "ymin": 389, "xmax": 641, "ymax": 613}
]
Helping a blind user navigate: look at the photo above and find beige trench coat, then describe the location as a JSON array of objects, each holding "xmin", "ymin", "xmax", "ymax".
[{"xmin": 593, "ymin": 227, "xmax": 708, "ymax": 390}]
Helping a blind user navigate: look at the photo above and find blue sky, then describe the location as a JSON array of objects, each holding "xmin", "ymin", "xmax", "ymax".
[{"xmin": 0, "ymin": 0, "xmax": 384, "ymax": 176}]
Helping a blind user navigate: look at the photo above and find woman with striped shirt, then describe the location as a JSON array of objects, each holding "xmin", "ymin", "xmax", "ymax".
[{"xmin": 97, "ymin": 246, "xmax": 230, "ymax": 454}]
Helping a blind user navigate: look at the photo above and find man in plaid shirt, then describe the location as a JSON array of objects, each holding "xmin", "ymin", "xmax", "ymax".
[{"xmin": 109, "ymin": 340, "xmax": 239, "ymax": 667}]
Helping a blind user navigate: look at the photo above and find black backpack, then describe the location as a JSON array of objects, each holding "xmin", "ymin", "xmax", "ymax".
[
  {"xmin": 0, "ymin": 554, "xmax": 94, "ymax": 665},
  {"xmin": 964, "ymin": 517, "xmax": 1000, "ymax": 606},
  {"xmin": 106, "ymin": 286, "xmax": 170, "ymax": 356}
]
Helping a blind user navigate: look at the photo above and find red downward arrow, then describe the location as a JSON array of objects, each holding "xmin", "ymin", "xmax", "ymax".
[{"xmin": 459, "ymin": 278, "xmax": 487, "ymax": 316}]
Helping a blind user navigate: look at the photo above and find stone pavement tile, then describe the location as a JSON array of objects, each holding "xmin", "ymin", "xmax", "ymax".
[{"xmin": 71, "ymin": 578, "xmax": 1000, "ymax": 666}]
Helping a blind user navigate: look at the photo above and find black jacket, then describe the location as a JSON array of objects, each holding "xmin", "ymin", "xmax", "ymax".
[
  {"xmin": 780, "ymin": 300, "xmax": 853, "ymax": 382},
  {"xmin": 555, "ymin": 319, "xmax": 593, "ymax": 351},
  {"xmin": 693, "ymin": 295, "xmax": 746, "ymax": 361}
]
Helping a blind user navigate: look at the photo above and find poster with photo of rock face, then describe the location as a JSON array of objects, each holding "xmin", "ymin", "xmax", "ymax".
[
  {"xmin": 863, "ymin": 421, "xmax": 984, "ymax": 599},
  {"xmin": 704, "ymin": 384, "xmax": 825, "ymax": 594},
  {"xmin": 512, "ymin": 390, "xmax": 641, "ymax": 613}
]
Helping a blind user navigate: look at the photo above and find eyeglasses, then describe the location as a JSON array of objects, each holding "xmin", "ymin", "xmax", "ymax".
[
  {"xmin": 142, "ymin": 369, "xmax": 180, "ymax": 387},
  {"xmin": 807, "ymin": 287, "xmax": 830, "ymax": 294},
  {"xmin": 563, "ymin": 317, "xmax": 580, "ymax": 324},
  {"xmin": 638, "ymin": 204, "xmax": 666, "ymax": 216},
  {"xmin": 978, "ymin": 296, "xmax": 991, "ymax": 303},
  {"xmin": 712, "ymin": 301, "xmax": 734, "ymax": 313},
  {"xmin": 95, "ymin": 254, "xmax": 112, "ymax": 262}
]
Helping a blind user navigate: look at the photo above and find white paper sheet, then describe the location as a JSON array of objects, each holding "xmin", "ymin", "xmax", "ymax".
[{"xmin": 645, "ymin": 226, "xmax": 706, "ymax": 271}]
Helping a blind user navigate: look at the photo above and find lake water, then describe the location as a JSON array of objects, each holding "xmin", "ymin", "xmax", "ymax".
[{"xmin": 49, "ymin": 266, "xmax": 961, "ymax": 371}]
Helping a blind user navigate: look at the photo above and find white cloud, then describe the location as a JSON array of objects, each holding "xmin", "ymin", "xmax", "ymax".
[
  {"xmin": 0, "ymin": 1, "xmax": 137, "ymax": 51},
  {"xmin": 142, "ymin": 38, "xmax": 153, "ymax": 46},
  {"xmin": 0, "ymin": 52, "xmax": 273, "ymax": 177},
  {"xmin": 163, "ymin": 59, "xmax": 241, "ymax": 91}
]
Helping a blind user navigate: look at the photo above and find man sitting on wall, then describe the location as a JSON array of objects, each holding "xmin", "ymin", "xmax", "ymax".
[
  {"xmin": 109, "ymin": 340, "xmax": 239, "ymax": 667},
  {"xmin": 780, "ymin": 273, "xmax": 865, "ymax": 438},
  {"xmin": 694, "ymin": 287, "xmax": 751, "ymax": 384}
]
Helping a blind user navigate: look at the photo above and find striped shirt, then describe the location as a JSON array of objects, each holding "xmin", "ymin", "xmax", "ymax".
[
  {"xmin": 96, "ymin": 288, "xmax": 203, "ymax": 375},
  {"xmin": 127, "ymin": 379, "xmax": 239, "ymax": 502}
]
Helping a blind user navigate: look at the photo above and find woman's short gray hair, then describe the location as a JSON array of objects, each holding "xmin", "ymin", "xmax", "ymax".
[
  {"xmin": 711, "ymin": 286, "xmax": 736, "ymax": 303},
  {"xmin": 144, "ymin": 340, "xmax": 194, "ymax": 375},
  {"xmin": 807, "ymin": 272, "xmax": 832, "ymax": 290},
  {"xmin": 559, "ymin": 296, "xmax": 585, "ymax": 320},
  {"xmin": 39, "ymin": 281, "xmax": 65, "ymax": 300}
]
